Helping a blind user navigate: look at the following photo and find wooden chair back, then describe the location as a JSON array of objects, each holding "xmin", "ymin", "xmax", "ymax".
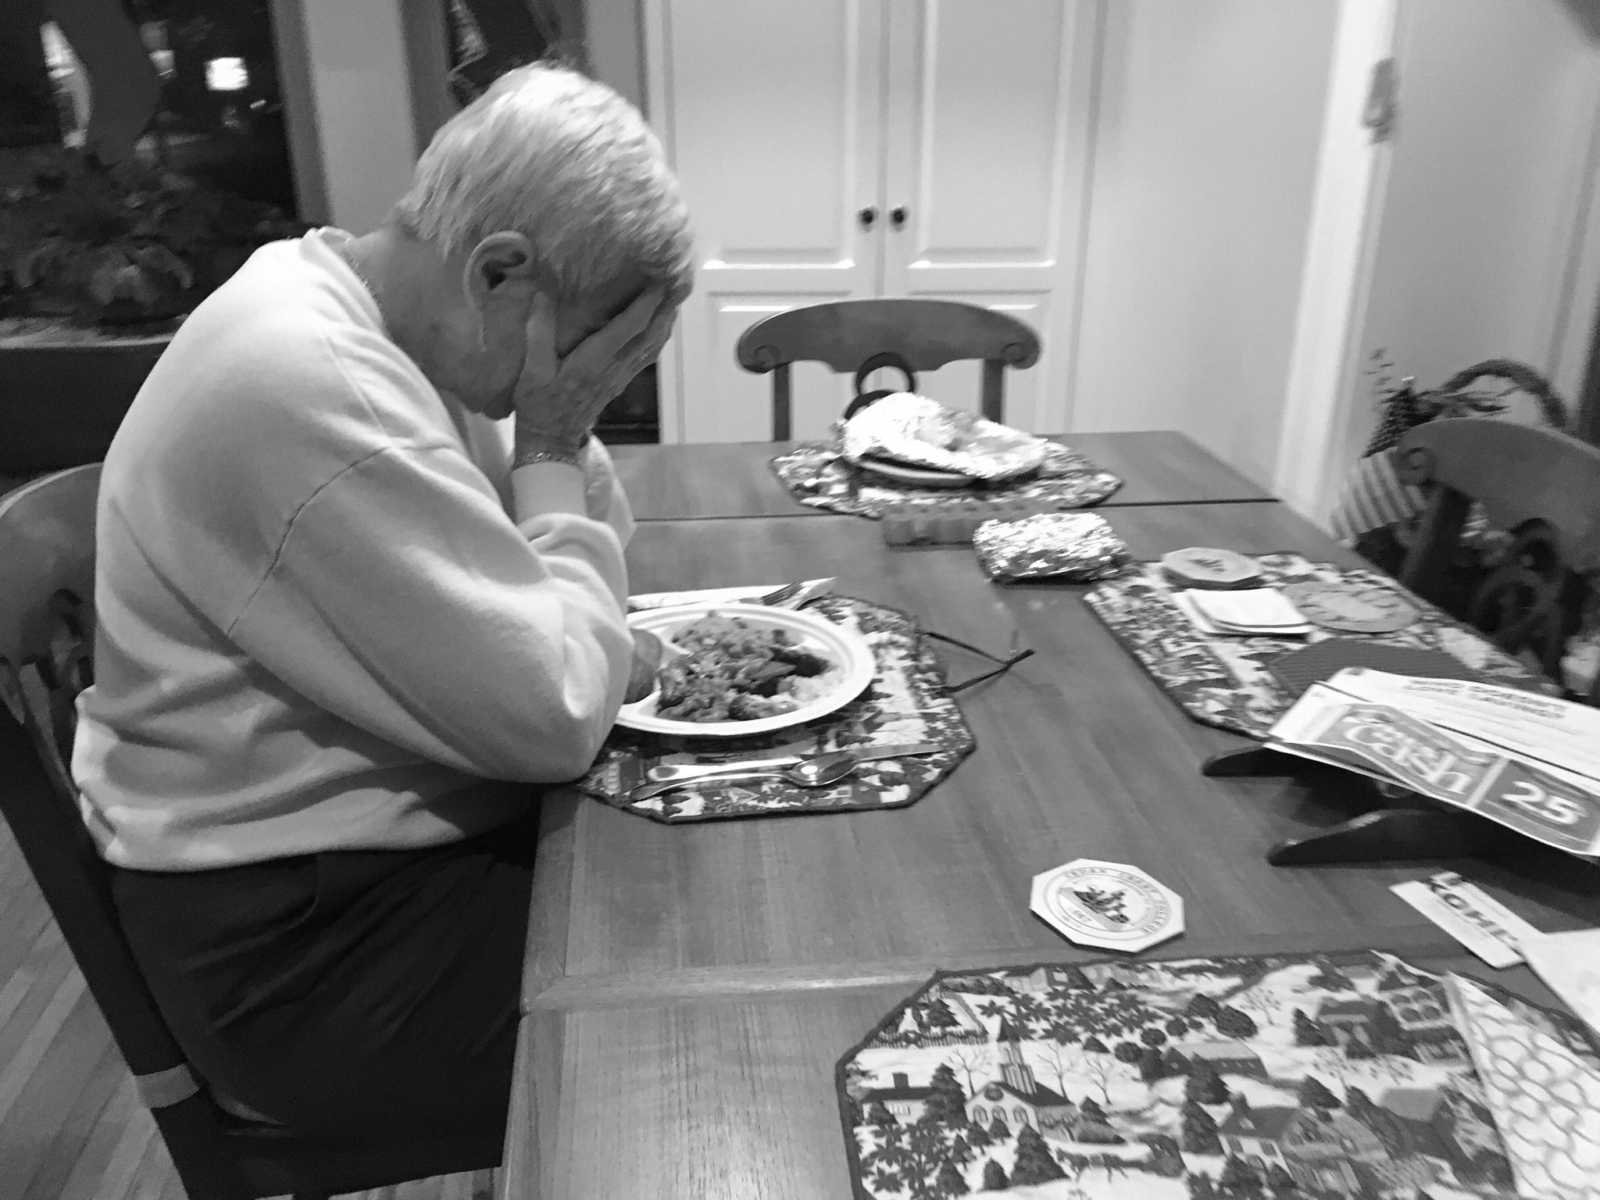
[
  {"xmin": 1395, "ymin": 418, "xmax": 1600, "ymax": 703},
  {"xmin": 0, "ymin": 466, "xmax": 255, "ymax": 1196},
  {"xmin": 735, "ymin": 298, "xmax": 1042, "ymax": 439},
  {"xmin": 0, "ymin": 468, "xmax": 495, "ymax": 1199}
]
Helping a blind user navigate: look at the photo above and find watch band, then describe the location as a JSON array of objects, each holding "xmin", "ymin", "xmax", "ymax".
[{"xmin": 512, "ymin": 436, "xmax": 588, "ymax": 470}]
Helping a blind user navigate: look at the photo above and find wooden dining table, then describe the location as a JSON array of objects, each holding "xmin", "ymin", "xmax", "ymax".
[
  {"xmin": 610, "ymin": 429, "xmax": 1271, "ymax": 519},
  {"xmin": 499, "ymin": 441, "xmax": 1600, "ymax": 1200}
]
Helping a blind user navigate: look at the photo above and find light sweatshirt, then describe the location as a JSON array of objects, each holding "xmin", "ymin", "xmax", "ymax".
[{"xmin": 72, "ymin": 229, "xmax": 635, "ymax": 870}]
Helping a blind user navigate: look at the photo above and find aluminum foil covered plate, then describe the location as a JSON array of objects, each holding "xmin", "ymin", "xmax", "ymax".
[
  {"xmin": 972, "ymin": 511, "xmax": 1130, "ymax": 582},
  {"xmin": 839, "ymin": 392, "xmax": 1049, "ymax": 483}
]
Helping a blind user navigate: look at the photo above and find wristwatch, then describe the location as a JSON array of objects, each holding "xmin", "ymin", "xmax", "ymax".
[{"xmin": 512, "ymin": 435, "xmax": 588, "ymax": 470}]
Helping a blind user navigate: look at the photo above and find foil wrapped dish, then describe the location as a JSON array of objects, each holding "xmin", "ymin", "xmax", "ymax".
[
  {"xmin": 971, "ymin": 512, "xmax": 1130, "ymax": 582},
  {"xmin": 839, "ymin": 392, "xmax": 1050, "ymax": 484}
]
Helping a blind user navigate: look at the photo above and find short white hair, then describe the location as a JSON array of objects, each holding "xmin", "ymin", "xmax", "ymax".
[{"xmin": 392, "ymin": 63, "xmax": 693, "ymax": 306}]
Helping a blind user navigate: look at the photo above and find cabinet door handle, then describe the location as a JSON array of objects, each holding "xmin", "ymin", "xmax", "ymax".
[
  {"xmin": 857, "ymin": 206, "xmax": 878, "ymax": 229},
  {"xmin": 890, "ymin": 206, "xmax": 908, "ymax": 229}
]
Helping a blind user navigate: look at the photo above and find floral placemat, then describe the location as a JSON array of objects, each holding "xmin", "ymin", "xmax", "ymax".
[
  {"xmin": 1083, "ymin": 553, "xmax": 1554, "ymax": 739},
  {"xmin": 771, "ymin": 440, "xmax": 1123, "ymax": 519},
  {"xmin": 837, "ymin": 950, "xmax": 1599, "ymax": 1200},
  {"xmin": 578, "ymin": 596, "xmax": 975, "ymax": 822}
]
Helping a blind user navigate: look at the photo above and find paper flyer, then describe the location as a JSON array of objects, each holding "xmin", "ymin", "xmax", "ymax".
[
  {"xmin": 1390, "ymin": 871, "xmax": 1546, "ymax": 968},
  {"xmin": 1327, "ymin": 669, "xmax": 1600, "ymax": 779},
  {"xmin": 1267, "ymin": 670, "xmax": 1600, "ymax": 858}
]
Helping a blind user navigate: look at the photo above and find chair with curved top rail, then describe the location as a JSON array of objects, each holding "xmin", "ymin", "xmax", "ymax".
[
  {"xmin": 1205, "ymin": 418, "xmax": 1600, "ymax": 867},
  {"xmin": 735, "ymin": 298, "xmax": 1042, "ymax": 439}
]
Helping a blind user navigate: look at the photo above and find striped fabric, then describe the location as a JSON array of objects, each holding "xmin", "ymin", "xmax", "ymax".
[{"xmin": 1328, "ymin": 447, "xmax": 1425, "ymax": 542}]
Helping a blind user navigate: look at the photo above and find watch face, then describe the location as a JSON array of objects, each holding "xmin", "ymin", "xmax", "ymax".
[{"xmin": 1282, "ymin": 581, "xmax": 1420, "ymax": 633}]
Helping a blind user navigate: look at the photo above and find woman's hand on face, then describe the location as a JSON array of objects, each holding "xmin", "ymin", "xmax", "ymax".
[{"xmin": 513, "ymin": 287, "xmax": 679, "ymax": 454}]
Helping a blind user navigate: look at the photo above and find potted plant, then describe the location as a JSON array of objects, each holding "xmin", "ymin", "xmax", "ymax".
[{"xmin": 0, "ymin": 150, "xmax": 302, "ymax": 473}]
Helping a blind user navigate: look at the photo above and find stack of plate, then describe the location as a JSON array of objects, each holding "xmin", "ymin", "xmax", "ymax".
[{"xmin": 1174, "ymin": 588, "xmax": 1313, "ymax": 637}]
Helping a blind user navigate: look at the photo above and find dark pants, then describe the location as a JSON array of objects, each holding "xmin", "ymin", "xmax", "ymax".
[{"xmin": 109, "ymin": 820, "xmax": 536, "ymax": 1147}]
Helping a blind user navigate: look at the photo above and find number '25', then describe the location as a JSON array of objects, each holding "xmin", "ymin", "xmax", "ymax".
[{"xmin": 1499, "ymin": 781, "xmax": 1584, "ymax": 825}]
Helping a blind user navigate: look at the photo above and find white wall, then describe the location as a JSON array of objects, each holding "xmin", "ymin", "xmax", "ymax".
[
  {"xmin": 271, "ymin": 0, "xmax": 420, "ymax": 233},
  {"xmin": 1069, "ymin": 0, "xmax": 1339, "ymax": 489},
  {"xmin": 587, "ymin": 0, "xmax": 646, "ymax": 113}
]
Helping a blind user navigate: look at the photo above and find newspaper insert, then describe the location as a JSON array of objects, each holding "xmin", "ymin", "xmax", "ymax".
[{"xmin": 1266, "ymin": 669, "xmax": 1600, "ymax": 858}]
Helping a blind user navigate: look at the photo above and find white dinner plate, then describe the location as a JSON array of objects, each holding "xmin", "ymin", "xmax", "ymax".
[
  {"xmin": 852, "ymin": 455, "xmax": 976, "ymax": 489},
  {"xmin": 616, "ymin": 603, "xmax": 876, "ymax": 738}
]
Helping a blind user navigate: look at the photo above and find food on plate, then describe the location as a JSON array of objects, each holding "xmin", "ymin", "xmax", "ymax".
[{"xmin": 653, "ymin": 612, "xmax": 837, "ymax": 722}]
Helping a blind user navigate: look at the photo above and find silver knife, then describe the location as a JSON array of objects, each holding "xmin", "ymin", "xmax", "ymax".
[{"xmin": 645, "ymin": 741, "xmax": 943, "ymax": 784}]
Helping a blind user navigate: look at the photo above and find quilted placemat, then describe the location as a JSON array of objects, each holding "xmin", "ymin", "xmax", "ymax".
[
  {"xmin": 1083, "ymin": 553, "xmax": 1553, "ymax": 739},
  {"xmin": 1447, "ymin": 973, "xmax": 1600, "ymax": 1198},
  {"xmin": 1266, "ymin": 639, "xmax": 1484, "ymax": 700},
  {"xmin": 838, "ymin": 950, "xmax": 1599, "ymax": 1200},
  {"xmin": 770, "ymin": 439, "xmax": 1123, "ymax": 519},
  {"xmin": 579, "ymin": 596, "xmax": 976, "ymax": 822}
]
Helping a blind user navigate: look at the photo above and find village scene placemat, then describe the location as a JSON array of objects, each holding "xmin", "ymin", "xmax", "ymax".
[
  {"xmin": 838, "ymin": 950, "xmax": 1600, "ymax": 1200},
  {"xmin": 1083, "ymin": 554, "xmax": 1552, "ymax": 739}
]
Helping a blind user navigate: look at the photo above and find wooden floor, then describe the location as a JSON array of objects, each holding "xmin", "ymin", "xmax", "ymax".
[{"xmin": 0, "ymin": 820, "xmax": 496, "ymax": 1200}]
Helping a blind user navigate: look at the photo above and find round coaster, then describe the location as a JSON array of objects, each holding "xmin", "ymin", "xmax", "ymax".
[
  {"xmin": 1160, "ymin": 546, "xmax": 1263, "ymax": 589},
  {"xmin": 1281, "ymin": 579, "xmax": 1420, "ymax": 633}
]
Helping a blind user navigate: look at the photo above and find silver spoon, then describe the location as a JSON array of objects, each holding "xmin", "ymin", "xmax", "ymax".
[{"xmin": 627, "ymin": 750, "xmax": 859, "ymax": 803}]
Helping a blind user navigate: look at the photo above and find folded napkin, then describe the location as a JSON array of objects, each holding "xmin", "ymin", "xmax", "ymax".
[
  {"xmin": 840, "ymin": 392, "xmax": 1048, "ymax": 482},
  {"xmin": 1177, "ymin": 587, "xmax": 1312, "ymax": 636},
  {"xmin": 971, "ymin": 512, "xmax": 1129, "ymax": 582}
]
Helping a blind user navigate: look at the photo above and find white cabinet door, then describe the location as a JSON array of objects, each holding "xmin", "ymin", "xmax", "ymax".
[
  {"xmin": 877, "ymin": 0, "xmax": 1098, "ymax": 433},
  {"xmin": 645, "ymin": 0, "xmax": 889, "ymax": 442}
]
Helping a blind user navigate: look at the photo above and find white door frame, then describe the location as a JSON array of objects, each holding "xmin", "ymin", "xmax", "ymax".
[
  {"xmin": 1547, "ymin": 86, "xmax": 1600, "ymax": 405},
  {"xmin": 640, "ymin": 0, "xmax": 684, "ymax": 439},
  {"xmin": 269, "ymin": 0, "xmax": 422, "ymax": 232},
  {"xmin": 636, "ymin": 0, "xmax": 694, "ymax": 441},
  {"xmin": 586, "ymin": 0, "xmax": 648, "ymax": 114},
  {"xmin": 1275, "ymin": 0, "xmax": 1600, "ymax": 524},
  {"xmin": 1271, "ymin": 0, "xmax": 1399, "ymax": 523}
]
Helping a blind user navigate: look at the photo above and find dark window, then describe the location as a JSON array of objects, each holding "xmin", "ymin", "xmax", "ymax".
[{"xmin": 3, "ymin": 1, "xmax": 303, "ymax": 331}]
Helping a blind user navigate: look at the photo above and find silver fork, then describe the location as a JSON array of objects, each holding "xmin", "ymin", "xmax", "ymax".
[
  {"xmin": 629, "ymin": 580, "xmax": 811, "ymax": 616},
  {"xmin": 747, "ymin": 580, "xmax": 806, "ymax": 607}
]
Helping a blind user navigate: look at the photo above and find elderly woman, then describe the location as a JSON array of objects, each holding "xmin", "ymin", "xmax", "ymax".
[{"xmin": 70, "ymin": 64, "xmax": 692, "ymax": 1156}]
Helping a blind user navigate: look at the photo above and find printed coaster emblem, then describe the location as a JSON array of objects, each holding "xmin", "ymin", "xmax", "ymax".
[
  {"xmin": 1161, "ymin": 546, "xmax": 1263, "ymax": 589},
  {"xmin": 1029, "ymin": 858, "xmax": 1183, "ymax": 952},
  {"xmin": 1282, "ymin": 579, "xmax": 1420, "ymax": 633}
]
